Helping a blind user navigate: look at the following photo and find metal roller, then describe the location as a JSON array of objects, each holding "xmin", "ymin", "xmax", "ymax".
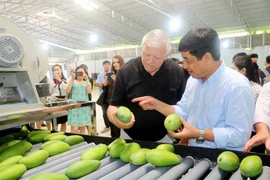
[
  {"xmin": 156, "ymin": 156, "xmax": 195, "ymax": 180},
  {"xmin": 181, "ymin": 158, "xmax": 212, "ymax": 180},
  {"xmin": 204, "ymin": 165, "xmax": 228, "ymax": 180},
  {"xmin": 120, "ymin": 163, "xmax": 155, "ymax": 180}
]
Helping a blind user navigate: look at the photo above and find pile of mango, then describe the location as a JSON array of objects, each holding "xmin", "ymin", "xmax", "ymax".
[
  {"xmin": 217, "ymin": 151, "xmax": 263, "ymax": 178},
  {"xmin": 0, "ymin": 126, "xmax": 85, "ymax": 180}
]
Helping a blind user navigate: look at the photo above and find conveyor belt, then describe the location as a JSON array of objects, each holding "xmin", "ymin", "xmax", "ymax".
[
  {"xmin": 16, "ymin": 137, "xmax": 270, "ymax": 180},
  {"xmin": 1, "ymin": 129, "xmax": 270, "ymax": 180}
]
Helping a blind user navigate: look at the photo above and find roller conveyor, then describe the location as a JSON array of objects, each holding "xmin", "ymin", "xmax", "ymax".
[{"xmin": 1, "ymin": 132, "xmax": 270, "ymax": 180}]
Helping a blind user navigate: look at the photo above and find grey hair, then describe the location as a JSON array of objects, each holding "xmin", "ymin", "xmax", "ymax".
[{"xmin": 141, "ymin": 29, "xmax": 172, "ymax": 55}]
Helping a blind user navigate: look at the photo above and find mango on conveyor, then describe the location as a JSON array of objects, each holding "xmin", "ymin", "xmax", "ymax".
[
  {"xmin": 108, "ymin": 138, "xmax": 126, "ymax": 151},
  {"xmin": 47, "ymin": 134, "xmax": 67, "ymax": 141},
  {"xmin": 81, "ymin": 144, "xmax": 107, "ymax": 160},
  {"xmin": 130, "ymin": 148, "xmax": 150, "ymax": 166},
  {"xmin": 65, "ymin": 160, "xmax": 101, "ymax": 178},
  {"xmin": 0, "ymin": 155, "xmax": 23, "ymax": 166},
  {"xmin": 28, "ymin": 133, "xmax": 49, "ymax": 144},
  {"xmin": 0, "ymin": 164, "xmax": 27, "ymax": 180},
  {"xmin": 29, "ymin": 173, "xmax": 69, "ymax": 180},
  {"xmin": 0, "ymin": 141, "xmax": 26, "ymax": 161},
  {"xmin": 18, "ymin": 150, "xmax": 49, "ymax": 169},
  {"xmin": 109, "ymin": 142, "xmax": 126, "ymax": 159},
  {"xmin": 217, "ymin": 151, "xmax": 239, "ymax": 172},
  {"xmin": 43, "ymin": 132, "xmax": 65, "ymax": 142},
  {"xmin": 41, "ymin": 141, "xmax": 70, "ymax": 156},
  {"xmin": 40, "ymin": 140, "xmax": 61, "ymax": 149},
  {"xmin": 0, "ymin": 135, "xmax": 14, "ymax": 146},
  {"xmin": 240, "ymin": 155, "xmax": 263, "ymax": 178},
  {"xmin": 27, "ymin": 130, "xmax": 51, "ymax": 139},
  {"xmin": 64, "ymin": 135, "xmax": 84, "ymax": 146},
  {"xmin": 120, "ymin": 142, "xmax": 141, "ymax": 163},
  {"xmin": 156, "ymin": 144, "xmax": 174, "ymax": 153},
  {"xmin": 146, "ymin": 149, "xmax": 181, "ymax": 167},
  {"xmin": 0, "ymin": 140, "xmax": 21, "ymax": 153}
]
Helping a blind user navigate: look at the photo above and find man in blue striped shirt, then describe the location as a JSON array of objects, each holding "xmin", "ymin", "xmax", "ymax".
[{"xmin": 132, "ymin": 27, "xmax": 255, "ymax": 151}]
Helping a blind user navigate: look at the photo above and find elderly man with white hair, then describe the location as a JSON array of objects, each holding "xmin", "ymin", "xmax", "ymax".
[{"xmin": 107, "ymin": 29, "xmax": 186, "ymax": 143}]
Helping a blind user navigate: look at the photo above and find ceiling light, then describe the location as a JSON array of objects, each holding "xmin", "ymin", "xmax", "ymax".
[
  {"xmin": 255, "ymin": 30, "xmax": 265, "ymax": 35},
  {"xmin": 169, "ymin": 18, "xmax": 180, "ymax": 31},
  {"xmin": 89, "ymin": 34, "xmax": 98, "ymax": 43},
  {"xmin": 73, "ymin": 0, "xmax": 88, "ymax": 5},
  {"xmin": 42, "ymin": 44, "xmax": 49, "ymax": 50},
  {"xmin": 222, "ymin": 40, "xmax": 229, "ymax": 48}
]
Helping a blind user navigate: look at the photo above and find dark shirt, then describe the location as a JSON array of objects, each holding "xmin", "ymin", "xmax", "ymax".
[
  {"xmin": 260, "ymin": 66, "xmax": 270, "ymax": 84},
  {"xmin": 110, "ymin": 57, "xmax": 186, "ymax": 141}
]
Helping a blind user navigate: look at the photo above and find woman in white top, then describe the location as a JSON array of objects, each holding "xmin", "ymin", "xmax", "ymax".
[
  {"xmin": 48, "ymin": 64, "xmax": 68, "ymax": 131},
  {"xmin": 232, "ymin": 55, "xmax": 262, "ymax": 101}
]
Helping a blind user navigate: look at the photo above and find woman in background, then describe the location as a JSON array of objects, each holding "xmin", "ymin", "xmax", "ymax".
[
  {"xmin": 48, "ymin": 64, "xmax": 68, "ymax": 131},
  {"xmin": 66, "ymin": 66, "xmax": 92, "ymax": 134},
  {"xmin": 103, "ymin": 55, "xmax": 125, "ymax": 138},
  {"xmin": 232, "ymin": 55, "xmax": 262, "ymax": 101}
]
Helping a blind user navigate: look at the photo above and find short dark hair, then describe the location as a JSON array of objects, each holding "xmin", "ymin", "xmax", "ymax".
[
  {"xmin": 103, "ymin": 60, "xmax": 111, "ymax": 65},
  {"xmin": 266, "ymin": 55, "xmax": 270, "ymax": 64},
  {"xmin": 232, "ymin": 52, "xmax": 247, "ymax": 60},
  {"xmin": 249, "ymin": 53, "xmax": 258, "ymax": 58},
  {"xmin": 178, "ymin": 27, "xmax": 220, "ymax": 61}
]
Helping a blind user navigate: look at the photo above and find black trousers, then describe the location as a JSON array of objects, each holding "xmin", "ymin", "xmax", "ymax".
[{"xmin": 101, "ymin": 103, "xmax": 120, "ymax": 138}]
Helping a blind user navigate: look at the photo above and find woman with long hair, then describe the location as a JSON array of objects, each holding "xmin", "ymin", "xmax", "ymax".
[
  {"xmin": 49, "ymin": 64, "xmax": 68, "ymax": 131},
  {"xmin": 232, "ymin": 55, "xmax": 262, "ymax": 101},
  {"xmin": 66, "ymin": 66, "xmax": 92, "ymax": 134},
  {"xmin": 103, "ymin": 55, "xmax": 125, "ymax": 137}
]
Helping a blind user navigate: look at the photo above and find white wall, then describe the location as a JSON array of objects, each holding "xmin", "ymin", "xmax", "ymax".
[
  {"xmin": 171, "ymin": 45, "xmax": 270, "ymax": 68},
  {"xmin": 60, "ymin": 45, "xmax": 270, "ymax": 79}
]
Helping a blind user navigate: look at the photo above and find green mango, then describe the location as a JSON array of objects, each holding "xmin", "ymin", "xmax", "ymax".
[
  {"xmin": 29, "ymin": 173, "xmax": 69, "ymax": 180},
  {"xmin": 0, "ymin": 142, "xmax": 26, "ymax": 161},
  {"xmin": 21, "ymin": 141, "xmax": 32, "ymax": 152},
  {"xmin": 156, "ymin": 144, "xmax": 174, "ymax": 153},
  {"xmin": 108, "ymin": 138, "xmax": 126, "ymax": 151},
  {"xmin": 120, "ymin": 142, "xmax": 141, "ymax": 163},
  {"xmin": 41, "ymin": 141, "xmax": 70, "ymax": 156},
  {"xmin": 40, "ymin": 140, "xmax": 61, "ymax": 149},
  {"xmin": 0, "ymin": 140, "xmax": 21, "ymax": 153},
  {"xmin": 0, "ymin": 155, "xmax": 23, "ymax": 165},
  {"xmin": 217, "ymin": 151, "xmax": 239, "ymax": 172},
  {"xmin": 0, "ymin": 164, "xmax": 27, "ymax": 180},
  {"xmin": 64, "ymin": 135, "xmax": 84, "ymax": 146},
  {"xmin": 130, "ymin": 148, "xmax": 150, "ymax": 166},
  {"xmin": 27, "ymin": 130, "xmax": 51, "ymax": 139},
  {"xmin": 65, "ymin": 160, "xmax": 101, "ymax": 178},
  {"xmin": 240, "ymin": 155, "xmax": 262, "ymax": 178},
  {"xmin": 81, "ymin": 144, "xmax": 107, "ymax": 160},
  {"xmin": 9, "ymin": 132, "xmax": 22, "ymax": 139},
  {"xmin": 146, "ymin": 149, "xmax": 181, "ymax": 167},
  {"xmin": 47, "ymin": 134, "xmax": 67, "ymax": 141},
  {"xmin": 43, "ymin": 132, "xmax": 65, "ymax": 142},
  {"xmin": 18, "ymin": 150, "xmax": 49, "ymax": 169},
  {"xmin": 28, "ymin": 133, "xmax": 49, "ymax": 144},
  {"xmin": 0, "ymin": 135, "xmax": 14, "ymax": 146},
  {"xmin": 109, "ymin": 143, "xmax": 126, "ymax": 159}
]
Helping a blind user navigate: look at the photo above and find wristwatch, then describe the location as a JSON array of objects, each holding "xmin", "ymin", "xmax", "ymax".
[{"xmin": 196, "ymin": 129, "xmax": 205, "ymax": 144}]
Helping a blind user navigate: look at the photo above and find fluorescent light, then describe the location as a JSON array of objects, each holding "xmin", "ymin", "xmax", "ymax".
[
  {"xmin": 222, "ymin": 40, "xmax": 229, "ymax": 48},
  {"xmin": 73, "ymin": 0, "xmax": 88, "ymax": 5},
  {"xmin": 89, "ymin": 34, "xmax": 98, "ymax": 43},
  {"xmin": 169, "ymin": 18, "xmax": 180, "ymax": 31},
  {"xmin": 42, "ymin": 44, "xmax": 49, "ymax": 50},
  {"xmin": 255, "ymin": 30, "xmax": 264, "ymax": 34},
  {"xmin": 39, "ymin": 40, "xmax": 77, "ymax": 52}
]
